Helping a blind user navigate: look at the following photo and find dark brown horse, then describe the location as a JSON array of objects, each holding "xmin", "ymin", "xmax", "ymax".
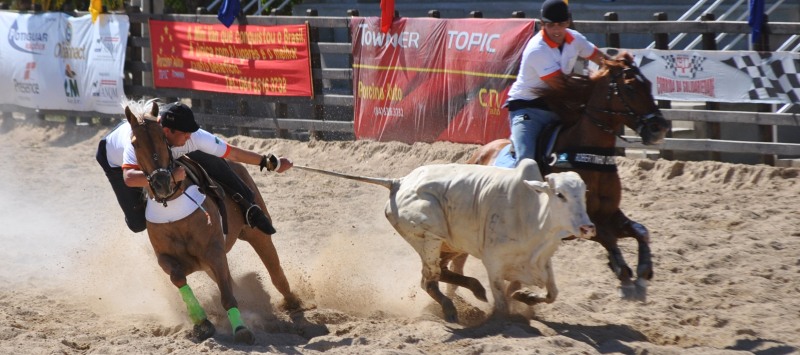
[
  {"xmin": 124, "ymin": 99, "xmax": 299, "ymax": 344},
  {"xmin": 461, "ymin": 55, "xmax": 670, "ymax": 301}
]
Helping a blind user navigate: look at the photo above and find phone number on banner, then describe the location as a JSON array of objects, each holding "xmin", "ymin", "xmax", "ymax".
[{"xmin": 225, "ymin": 76, "xmax": 287, "ymax": 94}]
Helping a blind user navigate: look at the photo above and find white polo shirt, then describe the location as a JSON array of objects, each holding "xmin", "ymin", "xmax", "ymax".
[
  {"xmin": 103, "ymin": 122, "xmax": 132, "ymax": 168},
  {"xmin": 507, "ymin": 28, "xmax": 598, "ymax": 101},
  {"xmin": 121, "ymin": 128, "xmax": 231, "ymax": 170}
]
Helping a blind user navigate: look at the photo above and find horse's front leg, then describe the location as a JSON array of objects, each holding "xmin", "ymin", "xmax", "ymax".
[
  {"xmin": 617, "ymin": 211, "xmax": 653, "ymax": 301},
  {"xmin": 155, "ymin": 254, "xmax": 216, "ymax": 341},
  {"xmin": 241, "ymin": 230, "xmax": 300, "ymax": 311},
  {"xmin": 593, "ymin": 224, "xmax": 637, "ymax": 300},
  {"xmin": 204, "ymin": 244, "xmax": 255, "ymax": 345}
]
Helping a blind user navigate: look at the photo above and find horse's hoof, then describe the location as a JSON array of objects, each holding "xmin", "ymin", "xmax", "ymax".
[
  {"xmin": 619, "ymin": 284, "xmax": 638, "ymax": 301},
  {"xmin": 637, "ymin": 263, "xmax": 654, "ymax": 281},
  {"xmin": 193, "ymin": 319, "xmax": 216, "ymax": 341},
  {"xmin": 442, "ymin": 299, "xmax": 459, "ymax": 323},
  {"xmin": 234, "ymin": 326, "xmax": 255, "ymax": 345},
  {"xmin": 282, "ymin": 295, "xmax": 302, "ymax": 312},
  {"xmin": 634, "ymin": 278, "xmax": 648, "ymax": 302}
]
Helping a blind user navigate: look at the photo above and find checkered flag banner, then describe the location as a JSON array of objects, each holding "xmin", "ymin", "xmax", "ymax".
[
  {"xmin": 662, "ymin": 55, "xmax": 706, "ymax": 79},
  {"xmin": 610, "ymin": 49, "xmax": 800, "ymax": 104},
  {"xmin": 720, "ymin": 53, "xmax": 800, "ymax": 103}
]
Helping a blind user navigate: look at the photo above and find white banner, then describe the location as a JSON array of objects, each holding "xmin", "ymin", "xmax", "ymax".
[
  {"xmin": 613, "ymin": 49, "xmax": 800, "ymax": 104},
  {"xmin": 0, "ymin": 12, "xmax": 129, "ymax": 114}
]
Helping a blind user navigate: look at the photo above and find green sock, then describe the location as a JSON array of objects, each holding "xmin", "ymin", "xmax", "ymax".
[
  {"xmin": 227, "ymin": 307, "xmax": 245, "ymax": 331},
  {"xmin": 178, "ymin": 285, "xmax": 207, "ymax": 325}
]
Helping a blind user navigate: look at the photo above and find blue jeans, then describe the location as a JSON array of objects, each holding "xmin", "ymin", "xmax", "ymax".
[{"xmin": 509, "ymin": 107, "xmax": 559, "ymax": 166}]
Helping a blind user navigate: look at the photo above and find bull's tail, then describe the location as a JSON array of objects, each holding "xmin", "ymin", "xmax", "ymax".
[{"xmin": 294, "ymin": 165, "xmax": 395, "ymax": 189}]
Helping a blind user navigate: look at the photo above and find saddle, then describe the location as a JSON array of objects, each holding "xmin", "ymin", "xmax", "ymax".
[
  {"xmin": 498, "ymin": 123, "xmax": 617, "ymax": 174},
  {"xmin": 176, "ymin": 156, "xmax": 230, "ymax": 234},
  {"xmin": 495, "ymin": 123, "xmax": 561, "ymax": 175}
]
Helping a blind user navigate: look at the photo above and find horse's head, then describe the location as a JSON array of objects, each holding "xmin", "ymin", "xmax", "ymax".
[
  {"xmin": 124, "ymin": 99, "xmax": 177, "ymax": 202},
  {"xmin": 591, "ymin": 54, "xmax": 670, "ymax": 145}
]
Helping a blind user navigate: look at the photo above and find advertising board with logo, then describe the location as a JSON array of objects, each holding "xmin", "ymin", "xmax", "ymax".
[
  {"xmin": 351, "ymin": 17, "xmax": 534, "ymax": 144},
  {"xmin": 149, "ymin": 20, "xmax": 313, "ymax": 97},
  {"xmin": 0, "ymin": 12, "xmax": 129, "ymax": 114},
  {"xmin": 622, "ymin": 49, "xmax": 800, "ymax": 104}
]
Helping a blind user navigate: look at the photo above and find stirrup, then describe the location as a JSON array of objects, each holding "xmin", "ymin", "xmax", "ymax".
[{"xmin": 244, "ymin": 204, "xmax": 261, "ymax": 227}]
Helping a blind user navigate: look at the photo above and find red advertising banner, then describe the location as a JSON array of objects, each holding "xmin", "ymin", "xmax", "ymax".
[
  {"xmin": 149, "ymin": 20, "xmax": 313, "ymax": 97},
  {"xmin": 351, "ymin": 17, "xmax": 534, "ymax": 144}
]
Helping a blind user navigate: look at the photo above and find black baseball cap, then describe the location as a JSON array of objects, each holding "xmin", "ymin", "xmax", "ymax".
[
  {"xmin": 159, "ymin": 102, "xmax": 199, "ymax": 133},
  {"xmin": 541, "ymin": 0, "xmax": 570, "ymax": 23}
]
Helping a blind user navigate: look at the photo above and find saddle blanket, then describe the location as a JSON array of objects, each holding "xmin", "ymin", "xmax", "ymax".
[{"xmin": 145, "ymin": 185, "xmax": 207, "ymax": 223}]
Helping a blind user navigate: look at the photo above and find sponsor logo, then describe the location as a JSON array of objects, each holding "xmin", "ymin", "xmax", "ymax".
[
  {"xmin": 357, "ymin": 81, "xmax": 402, "ymax": 101},
  {"xmin": 358, "ymin": 24, "xmax": 420, "ymax": 49},
  {"xmin": 14, "ymin": 61, "xmax": 41, "ymax": 95},
  {"xmin": 478, "ymin": 88, "xmax": 503, "ymax": 115},
  {"xmin": 446, "ymin": 31, "xmax": 499, "ymax": 53},
  {"xmin": 55, "ymin": 22, "xmax": 85, "ymax": 60},
  {"xmin": 64, "ymin": 64, "xmax": 81, "ymax": 103},
  {"xmin": 8, "ymin": 19, "xmax": 48, "ymax": 54},
  {"xmin": 91, "ymin": 79, "xmax": 119, "ymax": 100},
  {"xmin": 661, "ymin": 54, "xmax": 706, "ymax": 79},
  {"xmin": 93, "ymin": 35, "xmax": 122, "ymax": 60},
  {"xmin": 24, "ymin": 61, "xmax": 36, "ymax": 80}
]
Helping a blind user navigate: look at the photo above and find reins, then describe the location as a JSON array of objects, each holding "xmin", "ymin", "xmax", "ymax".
[
  {"xmin": 581, "ymin": 64, "xmax": 660, "ymax": 144},
  {"xmin": 139, "ymin": 119, "xmax": 182, "ymax": 207}
]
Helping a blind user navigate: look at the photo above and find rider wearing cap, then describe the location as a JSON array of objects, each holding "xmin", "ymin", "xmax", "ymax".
[
  {"xmin": 97, "ymin": 101, "xmax": 290, "ymax": 235},
  {"xmin": 505, "ymin": 0, "xmax": 610, "ymax": 166}
]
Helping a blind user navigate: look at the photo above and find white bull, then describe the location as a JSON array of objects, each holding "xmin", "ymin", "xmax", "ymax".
[{"xmin": 295, "ymin": 159, "xmax": 595, "ymax": 323}]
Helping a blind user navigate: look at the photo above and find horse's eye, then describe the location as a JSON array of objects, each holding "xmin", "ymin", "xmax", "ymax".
[{"xmin": 556, "ymin": 192, "xmax": 566, "ymax": 201}]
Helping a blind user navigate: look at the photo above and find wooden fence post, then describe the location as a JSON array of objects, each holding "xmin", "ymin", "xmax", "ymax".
[
  {"xmin": 653, "ymin": 12, "xmax": 673, "ymax": 160},
  {"xmin": 307, "ymin": 8, "xmax": 324, "ymax": 140},
  {"xmin": 604, "ymin": 12, "xmax": 624, "ymax": 157},
  {"xmin": 604, "ymin": 12, "xmax": 620, "ymax": 49},
  {"xmin": 753, "ymin": 14, "xmax": 775, "ymax": 165},
  {"xmin": 701, "ymin": 12, "xmax": 721, "ymax": 162}
]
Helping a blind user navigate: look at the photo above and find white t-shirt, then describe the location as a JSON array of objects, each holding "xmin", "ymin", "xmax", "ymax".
[
  {"xmin": 122, "ymin": 128, "xmax": 231, "ymax": 170},
  {"xmin": 507, "ymin": 28, "xmax": 598, "ymax": 101},
  {"xmin": 103, "ymin": 122, "xmax": 132, "ymax": 168}
]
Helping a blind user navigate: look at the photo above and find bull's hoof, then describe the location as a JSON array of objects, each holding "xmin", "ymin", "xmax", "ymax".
[
  {"xmin": 511, "ymin": 290, "xmax": 547, "ymax": 305},
  {"xmin": 192, "ymin": 319, "xmax": 216, "ymax": 341},
  {"xmin": 469, "ymin": 282, "xmax": 488, "ymax": 302},
  {"xmin": 442, "ymin": 299, "xmax": 459, "ymax": 323},
  {"xmin": 234, "ymin": 325, "xmax": 255, "ymax": 345}
]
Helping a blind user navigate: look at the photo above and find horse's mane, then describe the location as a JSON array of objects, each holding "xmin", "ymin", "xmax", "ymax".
[
  {"xmin": 534, "ymin": 63, "xmax": 615, "ymax": 126},
  {"xmin": 121, "ymin": 98, "xmax": 159, "ymax": 124}
]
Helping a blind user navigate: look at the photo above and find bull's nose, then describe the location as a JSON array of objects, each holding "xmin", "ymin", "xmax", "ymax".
[{"xmin": 580, "ymin": 224, "xmax": 596, "ymax": 238}]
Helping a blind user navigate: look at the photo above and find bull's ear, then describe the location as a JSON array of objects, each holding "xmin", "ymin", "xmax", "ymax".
[
  {"xmin": 523, "ymin": 180, "xmax": 550, "ymax": 194},
  {"xmin": 125, "ymin": 106, "xmax": 138, "ymax": 127}
]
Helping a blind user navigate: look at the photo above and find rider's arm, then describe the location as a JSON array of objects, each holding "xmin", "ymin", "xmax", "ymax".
[
  {"xmin": 123, "ymin": 167, "xmax": 186, "ymax": 188},
  {"xmin": 226, "ymin": 145, "xmax": 294, "ymax": 173},
  {"xmin": 123, "ymin": 168, "xmax": 150, "ymax": 188},
  {"xmin": 542, "ymin": 74, "xmax": 568, "ymax": 90},
  {"xmin": 587, "ymin": 49, "xmax": 610, "ymax": 66}
]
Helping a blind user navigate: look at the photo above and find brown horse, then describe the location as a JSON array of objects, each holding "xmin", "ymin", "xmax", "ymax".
[
  {"xmin": 461, "ymin": 55, "xmax": 670, "ymax": 301},
  {"xmin": 124, "ymin": 99, "xmax": 299, "ymax": 344}
]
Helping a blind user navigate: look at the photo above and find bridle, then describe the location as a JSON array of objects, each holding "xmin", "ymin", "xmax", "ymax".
[
  {"xmin": 137, "ymin": 119, "xmax": 180, "ymax": 206},
  {"xmin": 584, "ymin": 63, "xmax": 662, "ymax": 143}
]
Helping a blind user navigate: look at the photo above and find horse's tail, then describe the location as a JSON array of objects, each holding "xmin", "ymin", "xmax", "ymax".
[{"xmin": 294, "ymin": 165, "xmax": 396, "ymax": 190}]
